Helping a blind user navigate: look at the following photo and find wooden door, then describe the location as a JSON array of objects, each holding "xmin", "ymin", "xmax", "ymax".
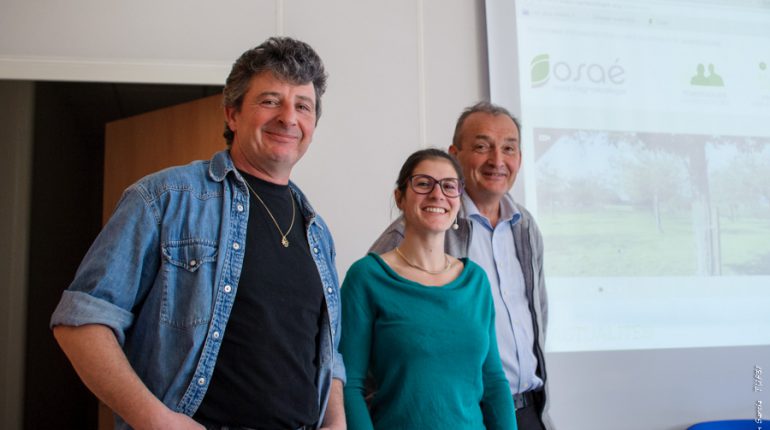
[
  {"xmin": 103, "ymin": 94, "xmax": 225, "ymax": 222},
  {"xmin": 99, "ymin": 94, "xmax": 224, "ymax": 429}
]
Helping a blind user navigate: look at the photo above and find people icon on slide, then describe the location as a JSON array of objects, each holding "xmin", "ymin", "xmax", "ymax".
[{"xmin": 691, "ymin": 63, "xmax": 724, "ymax": 87}]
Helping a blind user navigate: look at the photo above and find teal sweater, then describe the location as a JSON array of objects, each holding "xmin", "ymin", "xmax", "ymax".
[{"xmin": 340, "ymin": 253, "xmax": 517, "ymax": 430}]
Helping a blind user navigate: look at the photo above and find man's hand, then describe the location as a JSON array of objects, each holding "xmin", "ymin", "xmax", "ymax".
[
  {"xmin": 53, "ymin": 324, "xmax": 203, "ymax": 430},
  {"xmin": 144, "ymin": 409, "xmax": 205, "ymax": 430}
]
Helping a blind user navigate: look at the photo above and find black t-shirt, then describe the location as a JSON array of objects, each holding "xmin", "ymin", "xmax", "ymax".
[{"xmin": 195, "ymin": 172, "xmax": 324, "ymax": 429}]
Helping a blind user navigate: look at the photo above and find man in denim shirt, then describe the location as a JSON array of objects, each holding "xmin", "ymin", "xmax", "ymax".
[{"xmin": 50, "ymin": 37, "xmax": 346, "ymax": 430}]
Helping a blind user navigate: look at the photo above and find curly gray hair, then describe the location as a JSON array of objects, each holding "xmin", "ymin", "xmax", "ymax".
[{"xmin": 223, "ymin": 37, "xmax": 328, "ymax": 145}]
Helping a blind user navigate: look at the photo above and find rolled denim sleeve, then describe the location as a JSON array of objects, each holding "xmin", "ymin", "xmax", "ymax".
[
  {"xmin": 49, "ymin": 184, "xmax": 161, "ymax": 346},
  {"xmin": 50, "ymin": 291, "xmax": 135, "ymax": 344}
]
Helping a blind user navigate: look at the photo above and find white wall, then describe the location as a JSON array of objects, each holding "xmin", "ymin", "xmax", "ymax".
[{"xmin": 548, "ymin": 345, "xmax": 768, "ymax": 430}]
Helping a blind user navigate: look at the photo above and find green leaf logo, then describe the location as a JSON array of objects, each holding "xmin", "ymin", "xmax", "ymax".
[{"xmin": 531, "ymin": 54, "xmax": 550, "ymax": 88}]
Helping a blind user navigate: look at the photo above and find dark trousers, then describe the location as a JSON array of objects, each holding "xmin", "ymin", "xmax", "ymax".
[
  {"xmin": 515, "ymin": 403, "xmax": 546, "ymax": 430},
  {"xmin": 199, "ymin": 424, "xmax": 312, "ymax": 430},
  {"xmin": 196, "ymin": 416, "xmax": 313, "ymax": 430}
]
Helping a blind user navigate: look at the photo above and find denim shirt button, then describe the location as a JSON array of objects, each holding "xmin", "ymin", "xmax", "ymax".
[
  {"xmin": 313, "ymin": 247, "xmax": 319, "ymax": 254},
  {"xmin": 236, "ymin": 203, "xmax": 244, "ymax": 212},
  {"xmin": 233, "ymin": 242, "xmax": 240, "ymax": 250},
  {"xmin": 189, "ymin": 259, "xmax": 197, "ymax": 267},
  {"xmin": 327, "ymin": 287, "xmax": 333, "ymax": 294},
  {"xmin": 212, "ymin": 331, "xmax": 220, "ymax": 339},
  {"xmin": 224, "ymin": 284, "xmax": 232, "ymax": 293},
  {"xmin": 197, "ymin": 377, "xmax": 206, "ymax": 386}
]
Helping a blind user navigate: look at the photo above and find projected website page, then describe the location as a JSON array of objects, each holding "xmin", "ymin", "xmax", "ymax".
[{"xmin": 487, "ymin": 0, "xmax": 770, "ymax": 352}]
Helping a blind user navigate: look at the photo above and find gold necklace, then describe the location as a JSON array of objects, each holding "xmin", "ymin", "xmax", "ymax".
[
  {"xmin": 394, "ymin": 247, "xmax": 452, "ymax": 275},
  {"xmin": 243, "ymin": 180, "xmax": 296, "ymax": 248}
]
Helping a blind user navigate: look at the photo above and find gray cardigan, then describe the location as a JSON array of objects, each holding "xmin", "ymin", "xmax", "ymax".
[{"xmin": 369, "ymin": 195, "xmax": 552, "ymax": 429}]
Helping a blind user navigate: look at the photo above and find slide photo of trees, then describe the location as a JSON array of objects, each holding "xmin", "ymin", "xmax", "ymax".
[{"xmin": 533, "ymin": 128, "xmax": 770, "ymax": 277}]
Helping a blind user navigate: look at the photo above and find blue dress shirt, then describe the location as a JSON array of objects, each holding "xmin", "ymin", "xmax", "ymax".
[{"xmin": 464, "ymin": 193, "xmax": 544, "ymax": 395}]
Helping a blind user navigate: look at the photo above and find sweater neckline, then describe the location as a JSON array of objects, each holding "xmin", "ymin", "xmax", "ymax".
[{"xmin": 366, "ymin": 252, "xmax": 469, "ymax": 290}]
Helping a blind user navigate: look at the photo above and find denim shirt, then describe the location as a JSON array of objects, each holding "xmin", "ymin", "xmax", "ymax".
[{"xmin": 50, "ymin": 150, "xmax": 345, "ymax": 430}]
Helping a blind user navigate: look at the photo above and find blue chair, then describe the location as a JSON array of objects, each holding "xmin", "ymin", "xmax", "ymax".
[{"xmin": 687, "ymin": 420, "xmax": 758, "ymax": 429}]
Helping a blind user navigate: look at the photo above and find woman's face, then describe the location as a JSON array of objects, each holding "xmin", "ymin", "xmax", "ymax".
[{"xmin": 397, "ymin": 158, "xmax": 462, "ymax": 235}]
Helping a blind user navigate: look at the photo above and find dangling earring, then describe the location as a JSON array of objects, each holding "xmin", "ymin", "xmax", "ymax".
[{"xmin": 452, "ymin": 217, "xmax": 459, "ymax": 230}]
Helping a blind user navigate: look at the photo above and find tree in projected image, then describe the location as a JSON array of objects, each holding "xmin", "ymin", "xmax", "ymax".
[
  {"xmin": 534, "ymin": 130, "xmax": 699, "ymax": 276},
  {"xmin": 618, "ymin": 147, "xmax": 690, "ymax": 234},
  {"xmin": 708, "ymin": 139, "xmax": 770, "ymax": 274},
  {"xmin": 532, "ymin": 129, "xmax": 767, "ymax": 276},
  {"xmin": 710, "ymin": 141, "xmax": 770, "ymax": 219},
  {"xmin": 629, "ymin": 133, "xmax": 722, "ymax": 276}
]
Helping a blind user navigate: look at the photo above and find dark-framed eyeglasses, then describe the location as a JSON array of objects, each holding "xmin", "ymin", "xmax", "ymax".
[{"xmin": 408, "ymin": 174, "xmax": 463, "ymax": 198}]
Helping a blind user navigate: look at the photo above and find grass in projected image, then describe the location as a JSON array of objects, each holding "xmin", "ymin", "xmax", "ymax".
[
  {"xmin": 720, "ymin": 217, "xmax": 770, "ymax": 274},
  {"xmin": 533, "ymin": 128, "xmax": 770, "ymax": 277},
  {"xmin": 540, "ymin": 208, "xmax": 770, "ymax": 276}
]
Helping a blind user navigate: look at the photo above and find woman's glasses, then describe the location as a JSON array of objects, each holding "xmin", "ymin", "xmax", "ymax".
[{"xmin": 408, "ymin": 174, "xmax": 463, "ymax": 198}]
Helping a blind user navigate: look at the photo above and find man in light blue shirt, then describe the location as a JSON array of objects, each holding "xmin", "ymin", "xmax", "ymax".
[{"xmin": 371, "ymin": 102, "xmax": 550, "ymax": 429}]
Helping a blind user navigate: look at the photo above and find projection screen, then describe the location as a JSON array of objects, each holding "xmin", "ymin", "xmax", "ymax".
[{"xmin": 486, "ymin": 0, "xmax": 770, "ymax": 352}]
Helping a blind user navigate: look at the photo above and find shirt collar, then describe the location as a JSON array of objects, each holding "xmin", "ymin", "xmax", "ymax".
[
  {"xmin": 462, "ymin": 192, "xmax": 521, "ymax": 226},
  {"xmin": 209, "ymin": 150, "xmax": 321, "ymax": 226},
  {"xmin": 209, "ymin": 149, "xmax": 236, "ymax": 182}
]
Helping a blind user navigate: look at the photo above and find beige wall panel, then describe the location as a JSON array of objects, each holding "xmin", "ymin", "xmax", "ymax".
[
  {"xmin": 283, "ymin": 0, "xmax": 485, "ymax": 272},
  {"xmin": 422, "ymin": 0, "xmax": 488, "ymax": 149},
  {"xmin": 0, "ymin": 80, "xmax": 33, "ymax": 430}
]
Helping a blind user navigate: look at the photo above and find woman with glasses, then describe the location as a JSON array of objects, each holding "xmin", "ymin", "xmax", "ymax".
[{"xmin": 340, "ymin": 148, "xmax": 517, "ymax": 429}]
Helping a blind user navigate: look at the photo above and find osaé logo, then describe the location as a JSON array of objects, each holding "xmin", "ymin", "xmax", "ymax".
[
  {"xmin": 531, "ymin": 54, "xmax": 551, "ymax": 87},
  {"xmin": 530, "ymin": 53, "xmax": 626, "ymax": 88}
]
